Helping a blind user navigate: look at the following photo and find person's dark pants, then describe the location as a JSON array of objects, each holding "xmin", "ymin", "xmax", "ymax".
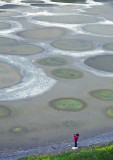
[{"xmin": 75, "ymin": 141, "xmax": 77, "ymax": 147}]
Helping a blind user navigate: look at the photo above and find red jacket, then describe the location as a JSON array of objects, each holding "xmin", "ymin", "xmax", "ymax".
[{"xmin": 74, "ymin": 135, "xmax": 79, "ymax": 142}]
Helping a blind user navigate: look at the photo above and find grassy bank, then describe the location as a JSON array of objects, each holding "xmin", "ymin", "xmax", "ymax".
[{"xmin": 18, "ymin": 143, "xmax": 113, "ymax": 160}]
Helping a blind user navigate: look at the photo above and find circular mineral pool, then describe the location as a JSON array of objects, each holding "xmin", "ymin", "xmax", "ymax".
[
  {"xmin": 31, "ymin": 3, "xmax": 58, "ymax": 7},
  {"xmin": 62, "ymin": 120, "xmax": 78, "ymax": 128},
  {"xmin": 0, "ymin": 61, "xmax": 21, "ymax": 88},
  {"xmin": 0, "ymin": 44, "xmax": 43, "ymax": 55},
  {"xmin": 0, "ymin": 37, "xmax": 17, "ymax": 46},
  {"xmin": 84, "ymin": 55, "xmax": 113, "ymax": 73},
  {"xmin": 0, "ymin": 4, "xmax": 26, "ymax": 9},
  {"xmin": 22, "ymin": 0, "xmax": 44, "ymax": 3},
  {"xmin": 33, "ymin": 15, "xmax": 99, "ymax": 24},
  {"xmin": 51, "ymin": 39, "xmax": 93, "ymax": 51},
  {"xmin": 9, "ymin": 126, "xmax": 28, "ymax": 134},
  {"xmin": 103, "ymin": 43, "xmax": 113, "ymax": 51},
  {"xmin": 82, "ymin": 25, "xmax": 113, "ymax": 36},
  {"xmin": 36, "ymin": 57, "xmax": 68, "ymax": 66},
  {"xmin": 51, "ymin": 0, "xmax": 86, "ymax": 3},
  {"xmin": 0, "ymin": 22, "xmax": 11, "ymax": 30},
  {"xmin": 51, "ymin": 68, "xmax": 83, "ymax": 79},
  {"xmin": 49, "ymin": 98, "xmax": 86, "ymax": 111},
  {"xmin": 18, "ymin": 27, "xmax": 66, "ymax": 40},
  {"xmin": 0, "ymin": 106, "xmax": 11, "ymax": 118},
  {"xmin": 90, "ymin": 90, "xmax": 113, "ymax": 101},
  {"xmin": 0, "ymin": 11, "xmax": 20, "ymax": 17},
  {"xmin": 107, "ymin": 107, "xmax": 113, "ymax": 117}
]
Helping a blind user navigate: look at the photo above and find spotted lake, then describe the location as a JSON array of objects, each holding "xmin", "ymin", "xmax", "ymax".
[{"xmin": 0, "ymin": 0, "xmax": 113, "ymax": 159}]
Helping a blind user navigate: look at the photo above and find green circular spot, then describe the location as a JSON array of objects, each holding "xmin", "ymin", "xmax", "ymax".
[
  {"xmin": 36, "ymin": 57, "xmax": 68, "ymax": 66},
  {"xmin": 51, "ymin": 68, "xmax": 83, "ymax": 79},
  {"xmin": 51, "ymin": 39, "xmax": 93, "ymax": 51},
  {"xmin": 9, "ymin": 126, "xmax": 28, "ymax": 134},
  {"xmin": 0, "ymin": 106, "xmax": 11, "ymax": 118},
  {"xmin": 107, "ymin": 107, "xmax": 113, "ymax": 117},
  {"xmin": 90, "ymin": 90, "xmax": 113, "ymax": 101},
  {"xmin": 62, "ymin": 120, "xmax": 78, "ymax": 128},
  {"xmin": 49, "ymin": 98, "xmax": 85, "ymax": 111},
  {"xmin": 103, "ymin": 43, "xmax": 113, "ymax": 51}
]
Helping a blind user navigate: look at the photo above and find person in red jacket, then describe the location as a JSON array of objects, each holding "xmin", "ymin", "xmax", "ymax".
[{"xmin": 74, "ymin": 133, "xmax": 79, "ymax": 148}]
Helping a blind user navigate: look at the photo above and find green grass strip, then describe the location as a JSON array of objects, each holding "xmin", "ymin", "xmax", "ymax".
[{"xmin": 18, "ymin": 143, "xmax": 113, "ymax": 160}]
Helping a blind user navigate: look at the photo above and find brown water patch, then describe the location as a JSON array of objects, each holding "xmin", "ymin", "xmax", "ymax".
[
  {"xmin": 33, "ymin": 15, "xmax": 99, "ymax": 24},
  {"xmin": 51, "ymin": 39, "xmax": 93, "ymax": 51},
  {"xmin": 85, "ymin": 55, "xmax": 113, "ymax": 73},
  {"xmin": 82, "ymin": 25, "xmax": 113, "ymax": 36},
  {"xmin": 18, "ymin": 27, "xmax": 66, "ymax": 40},
  {"xmin": 0, "ymin": 44, "xmax": 43, "ymax": 55},
  {"xmin": 0, "ymin": 61, "xmax": 21, "ymax": 88}
]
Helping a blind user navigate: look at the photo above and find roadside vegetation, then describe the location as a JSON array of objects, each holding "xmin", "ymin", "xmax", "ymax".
[{"xmin": 18, "ymin": 143, "xmax": 113, "ymax": 160}]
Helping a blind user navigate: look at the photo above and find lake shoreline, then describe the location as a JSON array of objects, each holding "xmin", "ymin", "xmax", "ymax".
[{"xmin": 1, "ymin": 130, "xmax": 113, "ymax": 160}]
